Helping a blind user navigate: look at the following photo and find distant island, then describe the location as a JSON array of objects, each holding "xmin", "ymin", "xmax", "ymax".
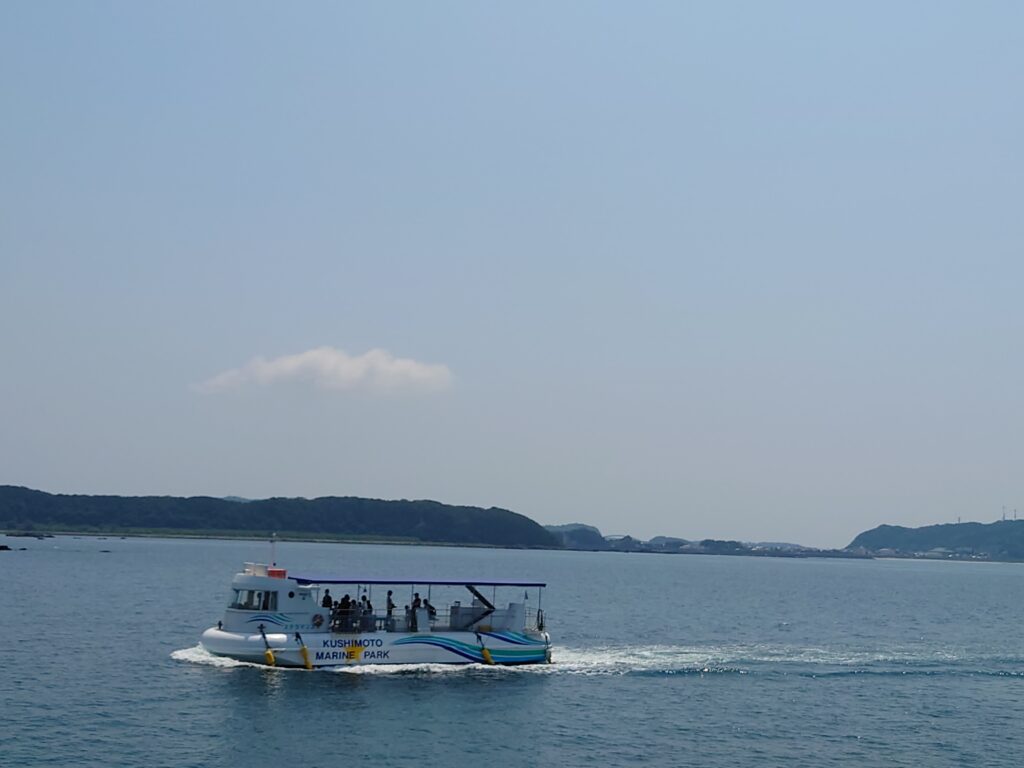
[
  {"xmin": 544, "ymin": 523, "xmax": 867, "ymax": 559},
  {"xmin": 0, "ymin": 486, "xmax": 559, "ymax": 549},
  {"xmin": 545, "ymin": 520, "xmax": 1024, "ymax": 563},
  {"xmin": 847, "ymin": 520, "xmax": 1024, "ymax": 562}
]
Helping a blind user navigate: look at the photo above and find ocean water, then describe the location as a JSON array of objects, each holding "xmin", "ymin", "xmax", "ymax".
[{"xmin": 3, "ymin": 535, "xmax": 1024, "ymax": 767}]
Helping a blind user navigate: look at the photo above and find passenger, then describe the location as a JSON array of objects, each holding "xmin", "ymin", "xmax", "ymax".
[
  {"xmin": 321, "ymin": 589, "xmax": 333, "ymax": 609},
  {"xmin": 405, "ymin": 604, "xmax": 415, "ymax": 632},
  {"xmin": 424, "ymin": 599, "xmax": 437, "ymax": 619},
  {"xmin": 412, "ymin": 593, "xmax": 422, "ymax": 610},
  {"xmin": 339, "ymin": 594, "xmax": 352, "ymax": 631},
  {"xmin": 386, "ymin": 590, "xmax": 395, "ymax": 618}
]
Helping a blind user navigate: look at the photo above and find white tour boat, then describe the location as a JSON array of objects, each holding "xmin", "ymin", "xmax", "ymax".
[{"xmin": 200, "ymin": 563, "xmax": 552, "ymax": 668}]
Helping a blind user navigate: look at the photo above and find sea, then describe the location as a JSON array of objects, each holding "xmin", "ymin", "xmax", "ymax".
[{"xmin": 3, "ymin": 535, "xmax": 1023, "ymax": 767}]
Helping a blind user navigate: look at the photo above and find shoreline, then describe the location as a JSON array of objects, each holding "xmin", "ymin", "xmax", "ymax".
[
  {"xmin": 0, "ymin": 528, "xmax": 525, "ymax": 549},
  {"xmin": 7, "ymin": 530, "xmax": 1022, "ymax": 564},
  {"xmin": 1, "ymin": 528, "xmax": 864, "ymax": 561}
]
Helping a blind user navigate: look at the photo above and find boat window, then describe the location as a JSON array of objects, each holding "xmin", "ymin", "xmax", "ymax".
[
  {"xmin": 261, "ymin": 591, "xmax": 278, "ymax": 611},
  {"xmin": 229, "ymin": 590, "xmax": 267, "ymax": 610}
]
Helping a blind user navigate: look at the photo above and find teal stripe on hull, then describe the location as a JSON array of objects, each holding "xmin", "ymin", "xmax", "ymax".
[{"xmin": 393, "ymin": 635, "xmax": 547, "ymax": 664}]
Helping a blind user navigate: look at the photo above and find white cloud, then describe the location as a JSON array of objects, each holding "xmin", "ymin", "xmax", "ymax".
[{"xmin": 195, "ymin": 346, "xmax": 453, "ymax": 394}]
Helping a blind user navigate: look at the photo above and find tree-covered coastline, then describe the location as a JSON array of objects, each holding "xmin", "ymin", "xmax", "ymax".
[
  {"xmin": 0, "ymin": 486, "xmax": 559, "ymax": 549},
  {"xmin": 8, "ymin": 484, "xmax": 1023, "ymax": 562}
]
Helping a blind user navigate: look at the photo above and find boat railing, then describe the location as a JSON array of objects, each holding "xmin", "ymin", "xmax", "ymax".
[
  {"xmin": 329, "ymin": 609, "xmax": 460, "ymax": 633},
  {"xmin": 325, "ymin": 610, "xmax": 427, "ymax": 633},
  {"xmin": 525, "ymin": 606, "xmax": 544, "ymax": 631},
  {"xmin": 325, "ymin": 606, "xmax": 545, "ymax": 634}
]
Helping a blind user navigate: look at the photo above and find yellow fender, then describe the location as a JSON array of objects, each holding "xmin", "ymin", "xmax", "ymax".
[
  {"xmin": 264, "ymin": 649, "xmax": 276, "ymax": 666},
  {"xmin": 300, "ymin": 645, "xmax": 312, "ymax": 670},
  {"xmin": 481, "ymin": 647, "xmax": 494, "ymax": 666}
]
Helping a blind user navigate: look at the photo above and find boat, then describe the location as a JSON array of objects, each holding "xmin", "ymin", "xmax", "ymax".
[{"xmin": 200, "ymin": 563, "xmax": 552, "ymax": 668}]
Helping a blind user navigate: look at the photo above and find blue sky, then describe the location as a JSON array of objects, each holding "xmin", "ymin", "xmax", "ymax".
[{"xmin": 2, "ymin": 2, "xmax": 1022, "ymax": 546}]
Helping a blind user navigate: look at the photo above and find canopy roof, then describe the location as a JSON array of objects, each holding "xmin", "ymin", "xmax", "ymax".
[{"xmin": 290, "ymin": 574, "xmax": 545, "ymax": 588}]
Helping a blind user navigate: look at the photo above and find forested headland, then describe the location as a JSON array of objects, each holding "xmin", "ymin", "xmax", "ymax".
[
  {"xmin": 0, "ymin": 486, "xmax": 559, "ymax": 549},
  {"xmin": 848, "ymin": 520, "xmax": 1024, "ymax": 561}
]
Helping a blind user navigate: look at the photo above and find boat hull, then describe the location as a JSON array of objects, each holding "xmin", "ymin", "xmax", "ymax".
[{"xmin": 200, "ymin": 627, "xmax": 551, "ymax": 667}]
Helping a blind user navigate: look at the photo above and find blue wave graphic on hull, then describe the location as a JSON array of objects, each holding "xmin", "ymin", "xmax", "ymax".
[
  {"xmin": 394, "ymin": 636, "xmax": 485, "ymax": 662},
  {"xmin": 245, "ymin": 613, "xmax": 292, "ymax": 626}
]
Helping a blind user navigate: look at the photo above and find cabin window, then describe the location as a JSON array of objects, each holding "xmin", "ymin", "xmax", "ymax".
[
  {"xmin": 230, "ymin": 590, "xmax": 255, "ymax": 609},
  {"xmin": 229, "ymin": 590, "xmax": 276, "ymax": 610}
]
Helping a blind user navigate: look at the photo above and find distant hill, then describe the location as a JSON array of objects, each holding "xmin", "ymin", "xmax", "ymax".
[
  {"xmin": 648, "ymin": 536, "xmax": 689, "ymax": 551},
  {"xmin": 848, "ymin": 520, "xmax": 1024, "ymax": 561},
  {"xmin": 0, "ymin": 486, "xmax": 559, "ymax": 549},
  {"xmin": 544, "ymin": 523, "xmax": 610, "ymax": 550},
  {"xmin": 606, "ymin": 535, "xmax": 647, "ymax": 552},
  {"xmin": 745, "ymin": 541, "xmax": 806, "ymax": 551},
  {"xmin": 541, "ymin": 525, "xmax": 850, "ymax": 559}
]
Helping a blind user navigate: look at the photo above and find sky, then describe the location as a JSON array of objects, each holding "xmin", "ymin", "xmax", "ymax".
[{"xmin": 2, "ymin": 2, "xmax": 1022, "ymax": 548}]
